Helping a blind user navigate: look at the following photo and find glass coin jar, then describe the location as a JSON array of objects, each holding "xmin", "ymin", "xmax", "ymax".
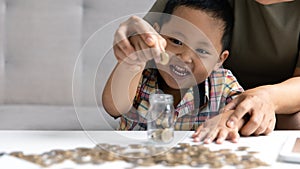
[{"xmin": 147, "ymin": 94, "xmax": 175, "ymax": 143}]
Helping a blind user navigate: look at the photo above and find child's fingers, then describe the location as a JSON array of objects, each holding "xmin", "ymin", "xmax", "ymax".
[
  {"xmin": 138, "ymin": 41, "xmax": 155, "ymax": 62},
  {"xmin": 192, "ymin": 125, "xmax": 203, "ymax": 138},
  {"xmin": 125, "ymin": 16, "xmax": 167, "ymax": 63},
  {"xmin": 122, "ymin": 50, "xmax": 142, "ymax": 65},
  {"xmin": 129, "ymin": 35, "xmax": 146, "ymax": 62},
  {"xmin": 203, "ymin": 128, "xmax": 219, "ymax": 144},
  {"xmin": 129, "ymin": 34, "xmax": 164, "ymax": 63},
  {"xmin": 137, "ymin": 34, "xmax": 166, "ymax": 64},
  {"xmin": 127, "ymin": 16, "xmax": 157, "ymax": 47},
  {"xmin": 227, "ymin": 131, "xmax": 240, "ymax": 143},
  {"xmin": 114, "ymin": 31, "xmax": 137, "ymax": 61},
  {"xmin": 215, "ymin": 129, "xmax": 229, "ymax": 144},
  {"xmin": 114, "ymin": 45, "xmax": 129, "ymax": 62},
  {"xmin": 193, "ymin": 126, "xmax": 210, "ymax": 142},
  {"xmin": 151, "ymin": 46, "xmax": 162, "ymax": 63}
]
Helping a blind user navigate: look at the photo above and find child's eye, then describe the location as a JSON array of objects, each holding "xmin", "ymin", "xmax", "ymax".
[
  {"xmin": 196, "ymin": 48, "xmax": 210, "ymax": 55},
  {"xmin": 169, "ymin": 38, "xmax": 183, "ymax": 46}
]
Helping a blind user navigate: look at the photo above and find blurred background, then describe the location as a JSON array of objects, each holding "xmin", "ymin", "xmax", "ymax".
[{"xmin": 0, "ymin": 0, "xmax": 156, "ymax": 130}]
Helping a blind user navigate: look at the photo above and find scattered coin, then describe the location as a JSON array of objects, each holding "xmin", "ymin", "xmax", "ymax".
[
  {"xmin": 178, "ymin": 143, "xmax": 190, "ymax": 148},
  {"xmin": 9, "ymin": 143, "xmax": 268, "ymax": 168},
  {"xmin": 136, "ymin": 158, "xmax": 155, "ymax": 166},
  {"xmin": 237, "ymin": 146, "xmax": 249, "ymax": 151},
  {"xmin": 9, "ymin": 151, "xmax": 24, "ymax": 158},
  {"xmin": 247, "ymin": 151, "xmax": 259, "ymax": 155}
]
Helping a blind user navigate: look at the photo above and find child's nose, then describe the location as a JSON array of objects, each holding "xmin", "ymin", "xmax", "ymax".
[{"xmin": 179, "ymin": 51, "xmax": 193, "ymax": 63}]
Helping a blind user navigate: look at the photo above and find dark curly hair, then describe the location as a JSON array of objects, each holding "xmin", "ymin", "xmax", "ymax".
[{"xmin": 161, "ymin": 0, "xmax": 234, "ymax": 52}]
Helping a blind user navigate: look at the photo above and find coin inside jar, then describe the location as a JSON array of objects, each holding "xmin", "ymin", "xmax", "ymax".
[
  {"xmin": 161, "ymin": 128, "xmax": 173, "ymax": 143},
  {"xmin": 160, "ymin": 52, "xmax": 169, "ymax": 65}
]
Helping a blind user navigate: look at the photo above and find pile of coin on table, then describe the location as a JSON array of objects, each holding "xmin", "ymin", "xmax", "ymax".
[{"xmin": 9, "ymin": 142, "xmax": 269, "ymax": 168}]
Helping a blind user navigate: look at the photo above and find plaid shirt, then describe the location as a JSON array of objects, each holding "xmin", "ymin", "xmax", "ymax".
[{"xmin": 119, "ymin": 68, "xmax": 243, "ymax": 131}]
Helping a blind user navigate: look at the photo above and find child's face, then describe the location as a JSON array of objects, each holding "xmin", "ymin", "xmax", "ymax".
[{"xmin": 156, "ymin": 6, "xmax": 229, "ymax": 89}]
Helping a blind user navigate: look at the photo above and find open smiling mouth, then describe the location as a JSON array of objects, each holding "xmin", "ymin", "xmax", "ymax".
[{"xmin": 169, "ymin": 64, "xmax": 191, "ymax": 78}]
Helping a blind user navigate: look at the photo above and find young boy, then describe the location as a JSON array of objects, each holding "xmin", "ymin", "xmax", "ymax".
[{"xmin": 103, "ymin": 0, "xmax": 244, "ymax": 143}]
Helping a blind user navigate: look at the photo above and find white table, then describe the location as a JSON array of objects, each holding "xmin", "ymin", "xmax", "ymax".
[{"xmin": 0, "ymin": 130, "xmax": 300, "ymax": 169}]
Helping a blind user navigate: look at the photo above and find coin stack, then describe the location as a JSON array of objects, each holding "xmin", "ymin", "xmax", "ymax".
[
  {"xmin": 148, "ymin": 114, "xmax": 174, "ymax": 143},
  {"xmin": 9, "ymin": 143, "xmax": 269, "ymax": 168},
  {"xmin": 148, "ymin": 110, "xmax": 174, "ymax": 143}
]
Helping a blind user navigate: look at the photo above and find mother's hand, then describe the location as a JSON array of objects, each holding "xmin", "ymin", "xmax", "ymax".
[{"xmin": 224, "ymin": 86, "xmax": 276, "ymax": 136}]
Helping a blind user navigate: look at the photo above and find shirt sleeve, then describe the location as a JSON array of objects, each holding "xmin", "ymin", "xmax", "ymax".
[
  {"xmin": 208, "ymin": 68, "xmax": 244, "ymax": 109},
  {"xmin": 223, "ymin": 69, "xmax": 244, "ymax": 104}
]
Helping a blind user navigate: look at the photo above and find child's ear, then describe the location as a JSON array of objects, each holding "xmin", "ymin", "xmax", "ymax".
[
  {"xmin": 153, "ymin": 22, "xmax": 161, "ymax": 32},
  {"xmin": 213, "ymin": 50, "xmax": 229, "ymax": 70}
]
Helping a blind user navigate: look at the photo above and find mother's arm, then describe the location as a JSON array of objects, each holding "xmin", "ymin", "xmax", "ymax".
[{"xmin": 275, "ymin": 67, "xmax": 300, "ymax": 129}]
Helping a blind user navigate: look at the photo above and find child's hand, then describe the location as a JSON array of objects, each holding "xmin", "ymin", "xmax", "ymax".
[
  {"xmin": 192, "ymin": 109, "xmax": 242, "ymax": 144},
  {"xmin": 113, "ymin": 16, "xmax": 167, "ymax": 71},
  {"xmin": 116, "ymin": 34, "xmax": 166, "ymax": 72}
]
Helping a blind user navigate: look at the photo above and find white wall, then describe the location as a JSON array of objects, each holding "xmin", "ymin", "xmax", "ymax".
[{"xmin": 0, "ymin": 0, "xmax": 156, "ymax": 130}]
